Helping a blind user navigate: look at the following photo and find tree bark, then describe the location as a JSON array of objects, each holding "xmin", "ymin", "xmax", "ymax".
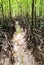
[
  {"xmin": 9, "ymin": 0, "xmax": 12, "ymax": 20},
  {"xmin": 1, "ymin": 0, "xmax": 4, "ymax": 23},
  {"xmin": 31, "ymin": 0, "xmax": 34, "ymax": 33}
]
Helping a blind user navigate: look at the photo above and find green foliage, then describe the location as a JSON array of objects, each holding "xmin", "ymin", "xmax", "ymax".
[{"xmin": 0, "ymin": 0, "xmax": 44, "ymax": 17}]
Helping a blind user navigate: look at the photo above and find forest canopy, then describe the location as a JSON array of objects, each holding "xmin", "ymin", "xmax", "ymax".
[{"xmin": 0, "ymin": 0, "xmax": 44, "ymax": 18}]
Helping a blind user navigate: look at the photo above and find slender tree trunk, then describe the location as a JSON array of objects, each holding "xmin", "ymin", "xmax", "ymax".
[
  {"xmin": 9, "ymin": 0, "xmax": 11, "ymax": 20},
  {"xmin": 1, "ymin": 0, "xmax": 4, "ymax": 23},
  {"xmin": 31, "ymin": 0, "xmax": 34, "ymax": 33},
  {"xmin": 39, "ymin": 0, "xmax": 43, "ymax": 16},
  {"xmin": 26, "ymin": 0, "xmax": 29, "ymax": 41},
  {"xmin": 16, "ymin": 0, "xmax": 22, "ymax": 19},
  {"xmin": 35, "ymin": 7, "xmax": 36, "ymax": 28},
  {"xmin": 35, "ymin": 0, "xmax": 37, "ymax": 28}
]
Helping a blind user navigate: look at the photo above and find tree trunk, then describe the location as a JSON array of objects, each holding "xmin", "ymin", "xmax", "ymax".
[
  {"xmin": 1, "ymin": 0, "xmax": 4, "ymax": 23},
  {"xmin": 35, "ymin": 0, "xmax": 37, "ymax": 28},
  {"xmin": 9, "ymin": 0, "xmax": 12, "ymax": 20},
  {"xmin": 31, "ymin": 0, "xmax": 34, "ymax": 33},
  {"xmin": 39, "ymin": 0, "xmax": 43, "ymax": 16}
]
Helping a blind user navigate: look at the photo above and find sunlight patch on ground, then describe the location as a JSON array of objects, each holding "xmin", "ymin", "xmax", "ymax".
[
  {"xmin": 11, "ymin": 29, "xmax": 38, "ymax": 65},
  {"xmin": 11, "ymin": 21, "xmax": 38, "ymax": 65}
]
